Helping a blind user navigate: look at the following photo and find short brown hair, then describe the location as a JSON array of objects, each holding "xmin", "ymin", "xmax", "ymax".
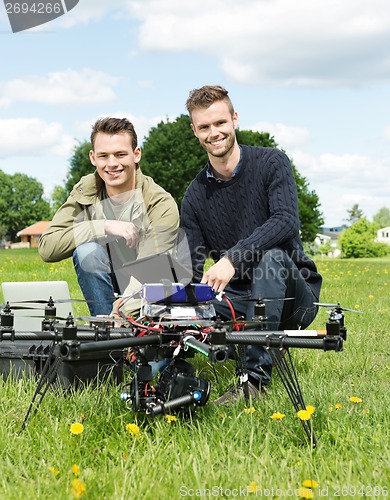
[
  {"xmin": 90, "ymin": 117, "xmax": 138, "ymax": 150},
  {"xmin": 186, "ymin": 85, "xmax": 234, "ymax": 117}
]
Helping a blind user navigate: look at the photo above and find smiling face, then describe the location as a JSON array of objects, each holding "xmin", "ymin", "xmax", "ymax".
[
  {"xmin": 190, "ymin": 99, "xmax": 239, "ymax": 160},
  {"xmin": 89, "ymin": 132, "xmax": 141, "ymax": 197}
]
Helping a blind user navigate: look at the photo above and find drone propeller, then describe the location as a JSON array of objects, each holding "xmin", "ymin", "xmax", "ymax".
[
  {"xmin": 314, "ymin": 302, "xmax": 363, "ymax": 314},
  {"xmin": 12, "ymin": 297, "xmax": 92, "ymax": 304},
  {"xmin": 0, "ymin": 302, "xmax": 44, "ymax": 311},
  {"xmin": 76, "ymin": 315, "xmax": 130, "ymax": 324},
  {"xmin": 228, "ymin": 295, "xmax": 295, "ymax": 303},
  {"xmin": 314, "ymin": 302, "xmax": 340, "ymax": 308},
  {"xmin": 16, "ymin": 313, "xmax": 131, "ymax": 324}
]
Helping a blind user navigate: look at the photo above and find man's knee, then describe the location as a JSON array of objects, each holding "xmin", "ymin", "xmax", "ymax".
[
  {"xmin": 73, "ymin": 242, "xmax": 110, "ymax": 273},
  {"xmin": 252, "ymin": 248, "xmax": 287, "ymax": 281},
  {"xmin": 261, "ymin": 248, "xmax": 286, "ymax": 264}
]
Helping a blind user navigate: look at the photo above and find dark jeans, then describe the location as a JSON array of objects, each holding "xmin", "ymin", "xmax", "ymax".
[
  {"xmin": 73, "ymin": 242, "xmax": 119, "ymax": 316},
  {"xmin": 212, "ymin": 248, "xmax": 319, "ymax": 388}
]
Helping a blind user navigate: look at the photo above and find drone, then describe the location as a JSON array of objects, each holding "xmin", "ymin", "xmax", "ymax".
[{"xmin": 0, "ymin": 283, "xmax": 361, "ymax": 446}]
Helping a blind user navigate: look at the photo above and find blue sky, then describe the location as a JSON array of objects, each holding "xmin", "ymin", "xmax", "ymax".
[{"xmin": 1, "ymin": 0, "xmax": 390, "ymax": 227}]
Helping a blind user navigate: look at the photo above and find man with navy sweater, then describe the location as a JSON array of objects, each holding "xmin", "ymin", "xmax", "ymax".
[{"xmin": 181, "ymin": 85, "xmax": 322, "ymax": 403}]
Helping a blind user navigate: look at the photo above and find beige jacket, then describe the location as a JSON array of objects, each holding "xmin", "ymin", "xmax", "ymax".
[{"xmin": 39, "ymin": 169, "xmax": 180, "ymax": 317}]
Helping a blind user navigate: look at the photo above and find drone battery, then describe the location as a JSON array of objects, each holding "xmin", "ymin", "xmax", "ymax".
[{"xmin": 142, "ymin": 283, "xmax": 214, "ymax": 304}]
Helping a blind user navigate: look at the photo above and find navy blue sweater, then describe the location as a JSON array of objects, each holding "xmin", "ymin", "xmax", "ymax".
[{"xmin": 181, "ymin": 145, "xmax": 322, "ymax": 299}]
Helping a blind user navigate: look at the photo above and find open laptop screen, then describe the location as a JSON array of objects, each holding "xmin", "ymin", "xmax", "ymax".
[
  {"xmin": 2, "ymin": 281, "xmax": 73, "ymax": 332},
  {"xmin": 122, "ymin": 252, "xmax": 193, "ymax": 286}
]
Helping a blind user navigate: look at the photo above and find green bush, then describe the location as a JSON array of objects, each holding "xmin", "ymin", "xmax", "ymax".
[{"xmin": 338, "ymin": 218, "xmax": 390, "ymax": 258}]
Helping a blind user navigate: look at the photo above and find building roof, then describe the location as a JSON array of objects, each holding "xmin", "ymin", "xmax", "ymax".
[{"xmin": 17, "ymin": 221, "xmax": 51, "ymax": 237}]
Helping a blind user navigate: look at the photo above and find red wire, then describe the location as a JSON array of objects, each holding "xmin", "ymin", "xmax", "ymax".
[
  {"xmin": 115, "ymin": 297, "xmax": 162, "ymax": 333},
  {"xmin": 222, "ymin": 295, "xmax": 240, "ymax": 331}
]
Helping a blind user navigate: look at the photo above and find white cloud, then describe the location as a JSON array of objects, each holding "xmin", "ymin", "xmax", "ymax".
[
  {"xmin": 0, "ymin": 118, "xmax": 75, "ymax": 158},
  {"xmin": 290, "ymin": 149, "xmax": 390, "ymax": 225},
  {"xmin": 382, "ymin": 125, "xmax": 390, "ymax": 141},
  {"xmin": 6, "ymin": 1, "xmax": 390, "ymax": 87},
  {"xmin": 137, "ymin": 80, "xmax": 155, "ymax": 89},
  {"xmin": 0, "ymin": 69, "xmax": 118, "ymax": 107},
  {"xmin": 293, "ymin": 151, "xmax": 385, "ymax": 187},
  {"xmin": 75, "ymin": 112, "xmax": 167, "ymax": 146},
  {"xmin": 124, "ymin": 0, "xmax": 390, "ymax": 87},
  {"xmin": 56, "ymin": 0, "xmax": 127, "ymax": 27},
  {"xmin": 251, "ymin": 121, "xmax": 310, "ymax": 148}
]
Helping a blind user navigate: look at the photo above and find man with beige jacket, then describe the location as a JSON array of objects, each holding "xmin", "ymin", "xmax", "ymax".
[{"xmin": 39, "ymin": 117, "xmax": 180, "ymax": 319}]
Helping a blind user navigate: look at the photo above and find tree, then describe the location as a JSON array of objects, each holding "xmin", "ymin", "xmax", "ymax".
[
  {"xmin": 51, "ymin": 141, "xmax": 95, "ymax": 208},
  {"xmin": 0, "ymin": 169, "xmax": 51, "ymax": 241},
  {"xmin": 338, "ymin": 217, "xmax": 390, "ymax": 258},
  {"xmin": 0, "ymin": 223, "xmax": 8, "ymax": 241},
  {"xmin": 373, "ymin": 207, "xmax": 390, "ymax": 228},
  {"xmin": 65, "ymin": 141, "xmax": 94, "ymax": 196},
  {"xmin": 140, "ymin": 114, "xmax": 208, "ymax": 207},
  {"xmin": 50, "ymin": 185, "xmax": 67, "ymax": 217},
  {"xmin": 345, "ymin": 203, "xmax": 364, "ymax": 226},
  {"xmin": 141, "ymin": 115, "xmax": 323, "ymax": 242}
]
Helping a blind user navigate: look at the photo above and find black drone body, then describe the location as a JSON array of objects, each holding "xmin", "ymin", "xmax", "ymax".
[{"xmin": 0, "ymin": 284, "xmax": 356, "ymax": 446}]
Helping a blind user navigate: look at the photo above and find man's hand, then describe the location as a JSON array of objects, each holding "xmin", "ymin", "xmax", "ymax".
[
  {"xmin": 105, "ymin": 220, "xmax": 139, "ymax": 247},
  {"xmin": 201, "ymin": 256, "xmax": 235, "ymax": 293}
]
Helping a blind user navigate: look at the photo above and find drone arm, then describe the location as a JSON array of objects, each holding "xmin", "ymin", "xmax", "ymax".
[
  {"xmin": 182, "ymin": 335, "xmax": 210, "ymax": 356},
  {"xmin": 226, "ymin": 332, "xmax": 343, "ymax": 352},
  {"xmin": 60, "ymin": 334, "xmax": 161, "ymax": 359},
  {"xmin": 182, "ymin": 335, "xmax": 229, "ymax": 362}
]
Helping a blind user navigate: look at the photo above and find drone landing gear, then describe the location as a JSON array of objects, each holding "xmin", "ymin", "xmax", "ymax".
[
  {"xmin": 270, "ymin": 348, "xmax": 317, "ymax": 447},
  {"xmin": 21, "ymin": 343, "xmax": 63, "ymax": 431}
]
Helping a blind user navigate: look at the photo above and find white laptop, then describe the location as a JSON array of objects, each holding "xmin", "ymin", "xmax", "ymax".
[{"xmin": 2, "ymin": 281, "xmax": 74, "ymax": 332}]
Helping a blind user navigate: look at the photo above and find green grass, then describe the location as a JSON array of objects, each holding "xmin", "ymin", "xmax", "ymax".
[{"xmin": 0, "ymin": 249, "xmax": 389, "ymax": 499}]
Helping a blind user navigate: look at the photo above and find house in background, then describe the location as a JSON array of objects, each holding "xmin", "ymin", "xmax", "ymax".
[
  {"xmin": 315, "ymin": 226, "xmax": 345, "ymax": 257},
  {"xmin": 376, "ymin": 226, "xmax": 390, "ymax": 245},
  {"xmin": 15, "ymin": 221, "xmax": 51, "ymax": 249}
]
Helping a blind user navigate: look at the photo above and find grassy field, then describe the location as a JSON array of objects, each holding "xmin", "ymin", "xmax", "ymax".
[{"xmin": 0, "ymin": 249, "xmax": 389, "ymax": 499}]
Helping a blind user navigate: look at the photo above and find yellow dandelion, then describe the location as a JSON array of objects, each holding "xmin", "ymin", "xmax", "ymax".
[
  {"xmin": 335, "ymin": 403, "xmax": 342, "ymax": 409},
  {"xmin": 302, "ymin": 479, "xmax": 319, "ymax": 488},
  {"xmin": 297, "ymin": 409, "xmax": 311, "ymax": 421},
  {"xmin": 270, "ymin": 412, "xmax": 285, "ymax": 420},
  {"xmin": 48, "ymin": 466, "xmax": 60, "ymax": 477},
  {"xmin": 305, "ymin": 405, "xmax": 315, "ymax": 415},
  {"xmin": 220, "ymin": 413, "xmax": 226, "ymax": 419},
  {"xmin": 297, "ymin": 486, "xmax": 314, "ymax": 498},
  {"xmin": 126, "ymin": 422, "xmax": 141, "ymax": 437},
  {"xmin": 247, "ymin": 481, "xmax": 259, "ymax": 493},
  {"xmin": 362, "ymin": 408, "xmax": 370, "ymax": 415},
  {"xmin": 71, "ymin": 464, "xmax": 80, "ymax": 476},
  {"xmin": 329, "ymin": 405, "xmax": 334, "ymax": 412},
  {"xmin": 244, "ymin": 407, "xmax": 256, "ymax": 414},
  {"xmin": 164, "ymin": 414, "xmax": 177, "ymax": 423},
  {"xmin": 70, "ymin": 422, "xmax": 84, "ymax": 435},
  {"xmin": 368, "ymin": 295, "xmax": 374, "ymax": 299},
  {"xmin": 71, "ymin": 478, "xmax": 86, "ymax": 498},
  {"xmin": 349, "ymin": 396, "xmax": 363, "ymax": 404}
]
